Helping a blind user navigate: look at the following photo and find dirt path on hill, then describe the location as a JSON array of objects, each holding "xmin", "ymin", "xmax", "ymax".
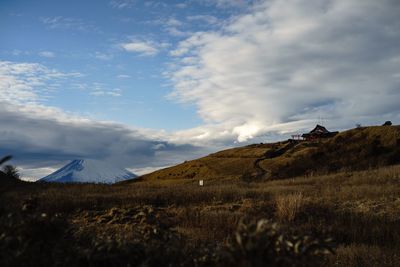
[{"xmin": 245, "ymin": 141, "xmax": 299, "ymax": 181}]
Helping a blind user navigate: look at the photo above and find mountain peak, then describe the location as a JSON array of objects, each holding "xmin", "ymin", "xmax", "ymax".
[{"xmin": 39, "ymin": 159, "xmax": 136, "ymax": 184}]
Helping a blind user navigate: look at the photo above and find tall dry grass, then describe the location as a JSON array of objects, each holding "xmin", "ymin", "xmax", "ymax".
[
  {"xmin": 329, "ymin": 244, "xmax": 400, "ymax": 267},
  {"xmin": 275, "ymin": 192, "xmax": 305, "ymax": 222}
]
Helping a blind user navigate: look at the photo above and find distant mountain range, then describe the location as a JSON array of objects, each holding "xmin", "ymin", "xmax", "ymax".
[{"xmin": 39, "ymin": 159, "xmax": 136, "ymax": 184}]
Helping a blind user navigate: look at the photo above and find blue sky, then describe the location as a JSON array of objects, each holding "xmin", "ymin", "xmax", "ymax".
[
  {"xmin": 1, "ymin": 0, "xmax": 400, "ymax": 179},
  {"xmin": 1, "ymin": 0, "xmax": 236, "ymax": 130}
]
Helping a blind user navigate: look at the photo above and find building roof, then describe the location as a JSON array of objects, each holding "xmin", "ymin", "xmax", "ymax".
[
  {"xmin": 302, "ymin": 125, "xmax": 338, "ymax": 138},
  {"xmin": 309, "ymin": 124, "xmax": 330, "ymax": 134}
]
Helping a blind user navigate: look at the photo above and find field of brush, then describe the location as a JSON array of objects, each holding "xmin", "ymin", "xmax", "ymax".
[{"xmin": 1, "ymin": 164, "xmax": 400, "ymax": 266}]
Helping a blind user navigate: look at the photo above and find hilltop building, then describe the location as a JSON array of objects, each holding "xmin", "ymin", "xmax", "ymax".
[{"xmin": 302, "ymin": 125, "xmax": 338, "ymax": 140}]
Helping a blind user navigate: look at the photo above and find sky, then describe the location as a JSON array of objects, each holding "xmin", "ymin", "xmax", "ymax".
[{"xmin": 1, "ymin": 0, "xmax": 400, "ymax": 180}]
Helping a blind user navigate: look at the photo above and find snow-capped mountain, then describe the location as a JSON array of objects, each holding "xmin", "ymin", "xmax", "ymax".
[{"xmin": 39, "ymin": 159, "xmax": 136, "ymax": 184}]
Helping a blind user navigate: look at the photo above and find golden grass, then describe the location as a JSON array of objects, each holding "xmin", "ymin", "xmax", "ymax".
[
  {"xmin": 275, "ymin": 192, "xmax": 305, "ymax": 222},
  {"xmin": 2, "ymin": 164, "xmax": 400, "ymax": 266},
  {"xmin": 330, "ymin": 244, "xmax": 400, "ymax": 267},
  {"xmin": 135, "ymin": 125, "xmax": 400, "ymax": 183}
]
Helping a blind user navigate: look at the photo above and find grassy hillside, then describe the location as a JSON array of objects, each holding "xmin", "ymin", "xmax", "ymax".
[{"xmin": 135, "ymin": 125, "xmax": 400, "ymax": 183}]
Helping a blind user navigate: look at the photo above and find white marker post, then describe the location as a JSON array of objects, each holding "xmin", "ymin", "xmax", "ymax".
[{"xmin": 199, "ymin": 180, "xmax": 204, "ymax": 186}]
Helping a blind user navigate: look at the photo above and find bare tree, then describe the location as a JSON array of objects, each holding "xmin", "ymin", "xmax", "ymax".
[
  {"xmin": 2, "ymin": 165, "xmax": 20, "ymax": 180},
  {"xmin": 1, "ymin": 156, "xmax": 20, "ymax": 180}
]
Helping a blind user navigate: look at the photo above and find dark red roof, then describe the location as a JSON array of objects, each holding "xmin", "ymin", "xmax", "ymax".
[
  {"xmin": 302, "ymin": 125, "xmax": 338, "ymax": 139},
  {"xmin": 309, "ymin": 125, "xmax": 330, "ymax": 134}
]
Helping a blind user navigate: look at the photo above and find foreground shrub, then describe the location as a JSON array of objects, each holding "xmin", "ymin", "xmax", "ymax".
[
  {"xmin": 222, "ymin": 218, "xmax": 334, "ymax": 267},
  {"xmin": 0, "ymin": 199, "xmax": 185, "ymax": 267},
  {"xmin": 0, "ymin": 198, "xmax": 72, "ymax": 267}
]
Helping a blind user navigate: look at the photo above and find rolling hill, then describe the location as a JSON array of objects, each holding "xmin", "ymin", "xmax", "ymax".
[{"xmin": 131, "ymin": 125, "xmax": 400, "ymax": 183}]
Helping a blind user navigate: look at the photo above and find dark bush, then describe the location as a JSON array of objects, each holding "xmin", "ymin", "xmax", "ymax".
[
  {"xmin": 221, "ymin": 218, "xmax": 335, "ymax": 267},
  {"xmin": 2, "ymin": 165, "xmax": 20, "ymax": 180}
]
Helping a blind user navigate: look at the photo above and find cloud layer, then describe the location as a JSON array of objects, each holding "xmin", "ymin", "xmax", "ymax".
[
  {"xmin": 40, "ymin": 16, "xmax": 99, "ymax": 32},
  {"xmin": 0, "ymin": 102, "xmax": 209, "ymax": 179},
  {"xmin": 170, "ymin": 0, "xmax": 400, "ymax": 142},
  {"xmin": 0, "ymin": 61, "xmax": 81, "ymax": 104}
]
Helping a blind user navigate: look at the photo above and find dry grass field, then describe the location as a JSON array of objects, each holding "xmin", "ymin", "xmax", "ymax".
[{"xmin": 1, "ymin": 164, "xmax": 400, "ymax": 266}]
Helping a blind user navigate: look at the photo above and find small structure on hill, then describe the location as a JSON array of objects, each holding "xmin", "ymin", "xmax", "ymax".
[
  {"xmin": 302, "ymin": 125, "xmax": 338, "ymax": 140},
  {"xmin": 291, "ymin": 134, "xmax": 303, "ymax": 140},
  {"xmin": 382, "ymin": 121, "xmax": 392, "ymax": 126}
]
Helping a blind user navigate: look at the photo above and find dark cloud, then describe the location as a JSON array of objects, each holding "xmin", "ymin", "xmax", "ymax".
[{"xmin": 0, "ymin": 102, "xmax": 210, "ymax": 179}]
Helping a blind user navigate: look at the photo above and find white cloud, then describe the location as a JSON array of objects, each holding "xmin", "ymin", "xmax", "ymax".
[
  {"xmin": 143, "ymin": 1, "xmax": 167, "ymax": 9},
  {"xmin": 166, "ymin": 27, "xmax": 188, "ymax": 37},
  {"xmin": 162, "ymin": 17, "xmax": 188, "ymax": 36},
  {"xmin": 40, "ymin": 16, "xmax": 99, "ymax": 32},
  {"xmin": 197, "ymin": 0, "xmax": 253, "ymax": 9},
  {"xmin": 149, "ymin": 17, "xmax": 189, "ymax": 37},
  {"xmin": 88, "ymin": 83, "xmax": 122, "ymax": 97},
  {"xmin": 38, "ymin": 51, "xmax": 55, "ymax": 58},
  {"xmin": 11, "ymin": 50, "xmax": 30, "ymax": 56},
  {"xmin": 166, "ymin": 17, "xmax": 183, "ymax": 27},
  {"xmin": 121, "ymin": 40, "xmax": 159, "ymax": 56},
  {"xmin": 90, "ymin": 88, "xmax": 122, "ymax": 97},
  {"xmin": 169, "ymin": 0, "xmax": 400, "ymax": 142},
  {"xmin": 19, "ymin": 166, "xmax": 58, "ymax": 182},
  {"xmin": 109, "ymin": 0, "xmax": 136, "ymax": 9},
  {"xmin": 0, "ymin": 61, "xmax": 81, "ymax": 104},
  {"xmin": 187, "ymin": 15, "xmax": 219, "ymax": 25},
  {"xmin": 117, "ymin": 74, "xmax": 131, "ymax": 79}
]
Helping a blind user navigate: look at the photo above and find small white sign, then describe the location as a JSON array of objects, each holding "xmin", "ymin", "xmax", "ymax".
[{"xmin": 199, "ymin": 180, "xmax": 204, "ymax": 186}]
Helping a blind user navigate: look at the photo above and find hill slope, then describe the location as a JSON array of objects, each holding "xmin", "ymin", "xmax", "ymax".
[
  {"xmin": 134, "ymin": 125, "xmax": 400, "ymax": 183},
  {"xmin": 40, "ymin": 159, "xmax": 136, "ymax": 184}
]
